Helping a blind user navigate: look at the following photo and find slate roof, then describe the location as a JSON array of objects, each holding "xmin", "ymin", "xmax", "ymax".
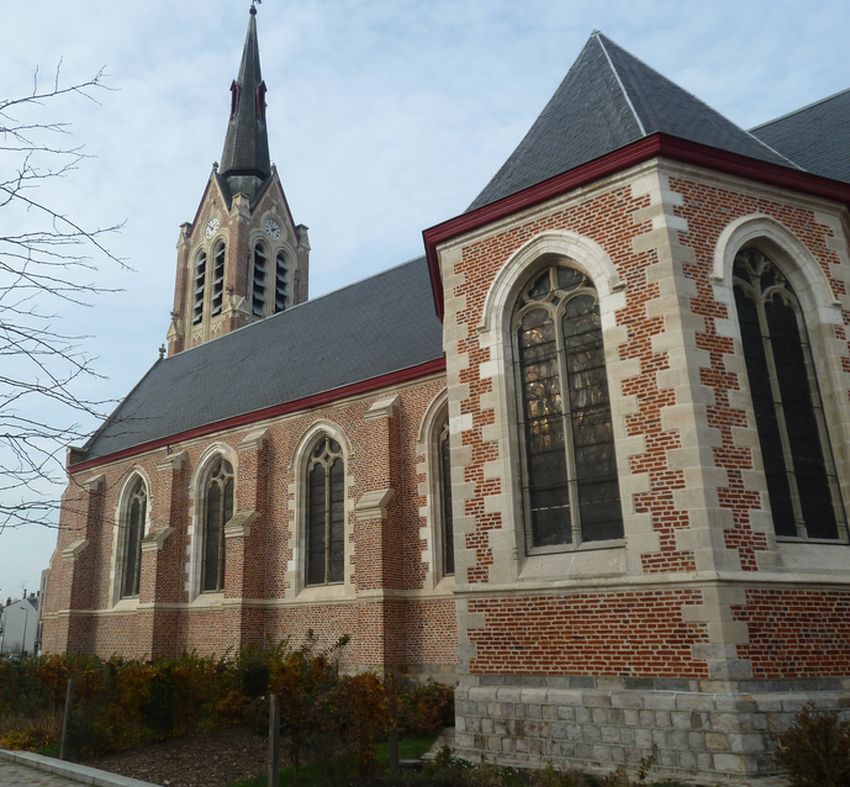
[
  {"xmin": 79, "ymin": 258, "xmax": 443, "ymax": 461},
  {"xmin": 750, "ymin": 88, "xmax": 850, "ymax": 185},
  {"xmin": 219, "ymin": 8, "xmax": 271, "ymax": 202},
  {"xmin": 468, "ymin": 32, "xmax": 796, "ymax": 211}
]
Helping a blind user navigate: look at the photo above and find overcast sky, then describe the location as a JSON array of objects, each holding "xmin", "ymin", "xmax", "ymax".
[{"xmin": 1, "ymin": 0, "xmax": 848, "ymax": 600}]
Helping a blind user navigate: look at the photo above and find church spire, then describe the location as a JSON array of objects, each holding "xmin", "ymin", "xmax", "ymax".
[{"xmin": 219, "ymin": 4, "xmax": 271, "ymax": 200}]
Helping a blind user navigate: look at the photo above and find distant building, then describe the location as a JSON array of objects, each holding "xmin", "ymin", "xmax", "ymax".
[
  {"xmin": 42, "ymin": 7, "xmax": 850, "ymax": 779},
  {"xmin": 1, "ymin": 594, "xmax": 39, "ymax": 656}
]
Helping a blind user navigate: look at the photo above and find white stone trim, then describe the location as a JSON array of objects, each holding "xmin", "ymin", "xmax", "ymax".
[
  {"xmin": 61, "ymin": 538, "xmax": 89, "ymax": 561},
  {"xmin": 354, "ymin": 488, "xmax": 394, "ymax": 519}
]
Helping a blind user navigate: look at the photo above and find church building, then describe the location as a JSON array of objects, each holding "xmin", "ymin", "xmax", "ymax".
[{"xmin": 43, "ymin": 7, "xmax": 850, "ymax": 777}]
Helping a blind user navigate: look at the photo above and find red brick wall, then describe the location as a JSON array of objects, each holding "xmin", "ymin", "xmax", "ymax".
[
  {"xmin": 468, "ymin": 590, "xmax": 709, "ymax": 677},
  {"xmin": 43, "ymin": 375, "xmax": 456, "ymax": 675},
  {"xmin": 733, "ymin": 588, "xmax": 850, "ymax": 678}
]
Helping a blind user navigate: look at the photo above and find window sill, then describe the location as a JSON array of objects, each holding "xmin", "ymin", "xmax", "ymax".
[
  {"xmin": 111, "ymin": 597, "xmax": 140, "ymax": 612},
  {"xmin": 190, "ymin": 591, "xmax": 225, "ymax": 607},
  {"xmin": 296, "ymin": 583, "xmax": 350, "ymax": 603},
  {"xmin": 519, "ymin": 542, "xmax": 626, "ymax": 582},
  {"xmin": 776, "ymin": 539, "xmax": 850, "ymax": 574}
]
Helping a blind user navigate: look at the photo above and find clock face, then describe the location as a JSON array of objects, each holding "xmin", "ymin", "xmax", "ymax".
[
  {"xmin": 205, "ymin": 217, "xmax": 220, "ymax": 239},
  {"xmin": 265, "ymin": 218, "xmax": 282, "ymax": 240}
]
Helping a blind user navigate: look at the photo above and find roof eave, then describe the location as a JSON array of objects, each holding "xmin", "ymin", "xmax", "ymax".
[
  {"xmin": 66, "ymin": 356, "xmax": 446, "ymax": 475},
  {"xmin": 423, "ymin": 132, "xmax": 850, "ymax": 320}
]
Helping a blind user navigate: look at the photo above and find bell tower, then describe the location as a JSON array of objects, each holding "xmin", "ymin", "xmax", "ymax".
[{"xmin": 167, "ymin": 4, "xmax": 310, "ymax": 355}]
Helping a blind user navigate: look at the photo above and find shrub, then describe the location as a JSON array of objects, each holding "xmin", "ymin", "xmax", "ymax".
[
  {"xmin": 399, "ymin": 679, "xmax": 455, "ymax": 735},
  {"xmin": 774, "ymin": 704, "xmax": 850, "ymax": 787}
]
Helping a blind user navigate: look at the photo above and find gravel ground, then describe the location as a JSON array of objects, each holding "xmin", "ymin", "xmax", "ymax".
[{"xmin": 83, "ymin": 727, "xmax": 268, "ymax": 787}]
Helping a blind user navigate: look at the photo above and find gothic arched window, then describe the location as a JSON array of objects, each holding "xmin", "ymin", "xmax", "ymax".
[
  {"xmin": 306, "ymin": 436, "xmax": 345, "ymax": 585},
  {"xmin": 252, "ymin": 242, "xmax": 267, "ymax": 316},
  {"xmin": 274, "ymin": 251, "xmax": 288, "ymax": 313},
  {"xmin": 201, "ymin": 457, "xmax": 234, "ymax": 592},
  {"xmin": 192, "ymin": 250, "xmax": 207, "ymax": 324},
  {"xmin": 513, "ymin": 260, "xmax": 623, "ymax": 550},
  {"xmin": 733, "ymin": 247, "xmax": 846, "ymax": 540},
  {"xmin": 211, "ymin": 241, "xmax": 226, "ymax": 316},
  {"xmin": 120, "ymin": 476, "xmax": 147, "ymax": 598},
  {"xmin": 437, "ymin": 414, "xmax": 454, "ymax": 575}
]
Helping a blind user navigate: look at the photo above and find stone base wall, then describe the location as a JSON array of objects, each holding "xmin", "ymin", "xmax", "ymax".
[{"xmin": 453, "ymin": 676, "xmax": 850, "ymax": 777}]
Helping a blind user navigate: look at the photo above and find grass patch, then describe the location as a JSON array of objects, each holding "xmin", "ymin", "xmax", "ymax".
[{"xmin": 231, "ymin": 733, "xmax": 438, "ymax": 787}]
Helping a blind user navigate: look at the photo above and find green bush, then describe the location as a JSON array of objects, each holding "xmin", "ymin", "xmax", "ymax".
[{"xmin": 774, "ymin": 704, "xmax": 850, "ymax": 787}]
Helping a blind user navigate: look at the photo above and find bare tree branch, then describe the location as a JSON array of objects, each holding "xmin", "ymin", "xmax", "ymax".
[{"xmin": 1, "ymin": 63, "xmax": 125, "ymax": 532}]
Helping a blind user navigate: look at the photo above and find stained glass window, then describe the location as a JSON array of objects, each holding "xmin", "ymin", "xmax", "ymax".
[
  {"xmin": 201, "ymin": 457, "xmax": 234, "ymax": 592},
  {"xmin": 734, "ymin": 248, "xmax": 846, "ymax": 541},
  {"xmin": 513, "ymin": 260, "xmax": 623, "ymax": 549},
  {"xmin": 306, "ymin": 437, "xmax": 345, "ymax": 585},
  {"xmin": 438, "ymin": 415, "xmax": 454, "ymax": 575},
  {"xmin": 121, "ymin": 477, "xmax": 146, "ymax": 598}
]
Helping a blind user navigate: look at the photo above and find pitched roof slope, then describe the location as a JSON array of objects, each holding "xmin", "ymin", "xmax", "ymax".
[
  {"xmin": 79, "ymin": 257, "xmax": 443, "ymax": 462},
  {"xmin": 750, "ymin": 88, "xmax": 850, "ymax": 184},
  {"xmin": 468, "ymin": 32, "xmax": 795, "ymax": 211}
]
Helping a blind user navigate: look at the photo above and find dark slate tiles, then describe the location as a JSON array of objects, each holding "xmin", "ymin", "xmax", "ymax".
[
  {"xmin": 751, "ymin": 88, "xmax": 850, "ymax": 184},
  {"xmin": 81, "ymin": 257, "xmax": 443, "ymax": 460},
  {"xmin": 469, "ymin": 32, "xmax": 796, "ymax": 212}
]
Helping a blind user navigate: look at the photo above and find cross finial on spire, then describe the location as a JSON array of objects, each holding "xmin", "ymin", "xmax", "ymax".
[{"xmin": 250, "ymin": 0, "xmax": 261, "ymax": 15}]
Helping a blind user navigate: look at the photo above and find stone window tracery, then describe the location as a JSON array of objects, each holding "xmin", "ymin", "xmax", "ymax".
[
  {"xmin": 120, "ymin": 476, "xmax": 146, "ymax": 598},
  {"xmin": 733, "ymin": 247, "xmax": 847, "ymax": 541},
  {"xmin": 512, "ymin": 260, "xmax": 623, "ymax": 551},
  {"xmin": 201, "ymin": 457, "xmax": 234, "ymax": 592},
  {"xmin": 306, "ymin": 435, "xmax": 345, "ymax": 585}
]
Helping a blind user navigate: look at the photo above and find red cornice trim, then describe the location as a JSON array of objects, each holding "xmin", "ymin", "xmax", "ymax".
[
  {"xmin": 423, "ymin": 132, "xmax": 850, "ymax": 320},
  {"xmin": 68, "ymin": 356, "xmax": 446, "ymax": 474}
]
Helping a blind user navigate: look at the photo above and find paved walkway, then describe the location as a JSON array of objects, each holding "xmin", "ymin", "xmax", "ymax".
[
  {"xmin": 0, "ymin": 759, "xmax": 81, "ymax": 786},
  {"xmin": 0, "ymin": 749, "xmax": 159, "ymax": 787}
]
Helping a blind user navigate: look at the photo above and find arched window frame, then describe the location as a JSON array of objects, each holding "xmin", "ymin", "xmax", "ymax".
[
  {"xmin": 475, "ymin": 231, "xmax": 629, "ymax": 577},
  {"xmin": 189, "ymin": 446, "xmax": 238, "ymax": 599},
  {"xmin": 111, "ymin": 469, "xmax": 151, "ymax": 606},
  {"xmin": 510, "ymin": 259, "xmax": 624, "ymax": 553},
  {"xmin": 729, "ymin": 242, "xmax": 849, "ymax": 543},
  {"xmin": 289, "ymin": 422, "xmax": 352, "ymax": 598},
  {"xmin": 417, "ymin": 391, "xmax": 455, "ymax": 585}
]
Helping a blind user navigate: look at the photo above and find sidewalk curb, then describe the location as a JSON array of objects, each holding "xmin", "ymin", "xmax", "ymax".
[{"xmin": 0, "ymin": 748, "xmax": 160, "ymax": 787}]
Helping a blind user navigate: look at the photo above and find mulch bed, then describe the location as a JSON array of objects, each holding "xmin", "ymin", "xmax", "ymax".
[{"xmin": 83, "ymin": 727, "xmax": 269, "ymax": 787}]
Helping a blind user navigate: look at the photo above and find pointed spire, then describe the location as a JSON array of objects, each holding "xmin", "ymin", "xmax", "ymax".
[{"xmin": 219, "ymin": 5, "xmax": 271, "ymax": 200}]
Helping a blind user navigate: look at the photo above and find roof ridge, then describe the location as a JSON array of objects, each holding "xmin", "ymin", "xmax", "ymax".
[
  {"xmin": 597, "ymin": 32, "xmax": 801, "ymax": 171},
  {"xmin": 751, "ymin": 86, "xmax": 850, "ymax": 131},
  {"xmin": 593, "ymin": 31, "xmax": 646, "ymax": 137}
]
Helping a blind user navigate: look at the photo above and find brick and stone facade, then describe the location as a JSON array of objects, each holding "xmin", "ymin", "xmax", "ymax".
[{"xmin": 42, "ymin": 20, "xmax": 850, "ymax": 779}]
